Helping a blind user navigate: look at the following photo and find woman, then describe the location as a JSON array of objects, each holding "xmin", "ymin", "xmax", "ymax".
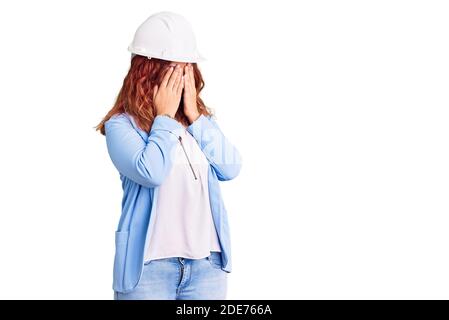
[{"xmin": 95, "ymin": 12, "xmax": 242, "ymax": 300}]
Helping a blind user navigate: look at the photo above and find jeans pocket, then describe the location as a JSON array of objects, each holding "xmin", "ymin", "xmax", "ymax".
[{"xmin": 207, "ymin": 252, "xmax": 223, "ymax": 269}]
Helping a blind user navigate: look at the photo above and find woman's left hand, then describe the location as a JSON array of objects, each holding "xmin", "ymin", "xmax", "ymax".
[{"xmin": 183, "ymin": 64, "xmax": 200, "ymax": 124}]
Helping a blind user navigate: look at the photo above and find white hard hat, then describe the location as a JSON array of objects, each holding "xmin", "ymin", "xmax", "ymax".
[{"xmin": 128, "ymin": 11, "xmax": 206, "ymax": 63}]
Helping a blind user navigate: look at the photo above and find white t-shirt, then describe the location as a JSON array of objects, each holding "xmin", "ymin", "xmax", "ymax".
[{"xmin": 144, "ymin": 125, "xmax": 222, "ymax": 261}]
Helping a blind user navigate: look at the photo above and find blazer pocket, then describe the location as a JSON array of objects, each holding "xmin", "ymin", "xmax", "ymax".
[
  {"xmin": 113, "ymin": 231, "xmax": 129, "ymax": 290},
  {"xmin": 115, "ymin": 230, "xmax": 129, "ymax": 245}
]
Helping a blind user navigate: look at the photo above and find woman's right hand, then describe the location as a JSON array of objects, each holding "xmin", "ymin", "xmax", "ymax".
[{"xmin": 153, "ymin": 64, "xmax": 184, "ymax": 118}]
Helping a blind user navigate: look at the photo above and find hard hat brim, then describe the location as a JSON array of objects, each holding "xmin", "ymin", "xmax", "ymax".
[{"xmin": 128, "ymin": 45, "xmax": 207, "ymax": 63}]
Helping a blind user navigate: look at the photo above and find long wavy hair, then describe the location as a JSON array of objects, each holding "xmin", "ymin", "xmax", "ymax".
[{"xmin": 95, "ymin": 55, "xmax": 213, "ymax": 135}]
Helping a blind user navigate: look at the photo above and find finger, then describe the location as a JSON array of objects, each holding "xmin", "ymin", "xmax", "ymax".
[
  {"xmin": 186, "ymin": 65, "xmax": 195, "ymax": 93},
  {"xmin": 153, "ymin": 84, "xmax": 158, "ymax": 100},
  {"xmin": 177, "ymin": 74, "xmax": 184, "ymax": 96},
  {"xmin": 183, "ymin": 65, "xmax": 190, "ymax": 92},
  {"xmin": 189, "ymin": 64, "xmax": 196, "ymax": 90},
  {"xmin": 173, "ymin": 67, "xmax": 182, "ymax": 92},
  {"xmin": 161, "ymin": 66, "xmax": 174, "ymax": 88},
  {"xmin": 168, "ymin": 65, "xmax": 181, "ymax": 90}
]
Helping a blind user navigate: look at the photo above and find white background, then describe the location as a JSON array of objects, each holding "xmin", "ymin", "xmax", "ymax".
[{"xmin": 0, "ymin": 0, "xmax": 448, "ymax": 299}]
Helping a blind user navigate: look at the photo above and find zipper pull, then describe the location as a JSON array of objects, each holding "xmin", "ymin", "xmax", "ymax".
[{"xmin": 178, "ymin": 136, "xmax": 198, "ymax": 180}]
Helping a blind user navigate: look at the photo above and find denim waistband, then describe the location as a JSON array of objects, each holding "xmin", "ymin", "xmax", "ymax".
[{"xmin": 144, "ymin": 251, "xmax": 221, "ymax": 265}]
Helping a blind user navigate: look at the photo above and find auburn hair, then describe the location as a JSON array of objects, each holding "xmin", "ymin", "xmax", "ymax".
[{"xmin": 95, "ymin": 55, "xmax": 213, "ymax": 135}]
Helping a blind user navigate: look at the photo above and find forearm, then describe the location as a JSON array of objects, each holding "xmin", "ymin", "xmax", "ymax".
[{"xmin": 105, "ymin": 114, "xmax": 184, "ymax": 188}]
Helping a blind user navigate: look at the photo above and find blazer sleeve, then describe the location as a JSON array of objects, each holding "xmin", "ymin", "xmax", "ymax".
[
  {"xmin": 104, "ymin": 114, "xmax": 184, "ymax": 188},
  {"xmin": 186, "ymin": 114, "xmax": 242, "ymax": 181}
]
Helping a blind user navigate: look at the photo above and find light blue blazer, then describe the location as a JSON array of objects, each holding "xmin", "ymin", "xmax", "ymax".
[{"xmin": 104, "ymin": 113, "xmax": 242, "ymax": 293}]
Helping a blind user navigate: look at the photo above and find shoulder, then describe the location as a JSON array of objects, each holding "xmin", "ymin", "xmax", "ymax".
[
  {"xmin": 104, "ymin": 113, "xmax": 132, "ymax": 133},
  {"xmin": 107, "ymin": 112, "xmax": 129, "ymax": 123}
]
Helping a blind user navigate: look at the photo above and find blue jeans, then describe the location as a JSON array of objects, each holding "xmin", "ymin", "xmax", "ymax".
[{"xmin": 114, "ymin": 252, "xmax": 228, "ymax": 300}]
